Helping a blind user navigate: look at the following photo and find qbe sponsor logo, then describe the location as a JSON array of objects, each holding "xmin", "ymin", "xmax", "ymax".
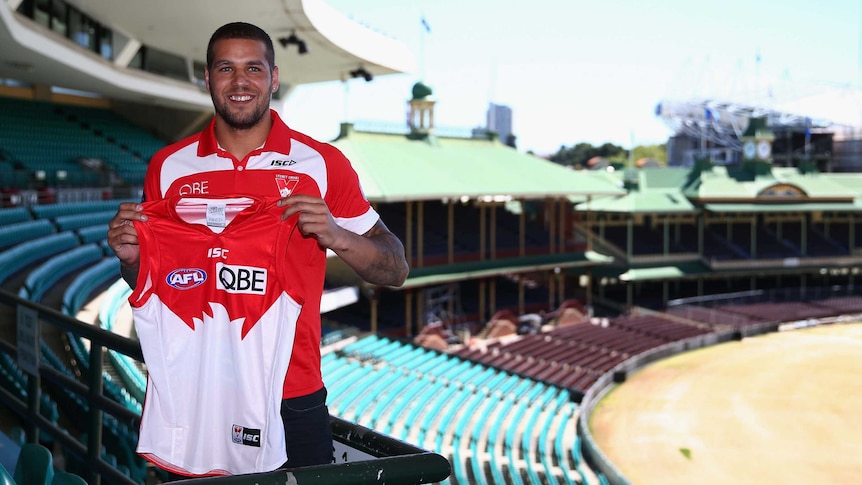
[
  {"xmin": 231, "ymin": 424, "xmax": 261, "ymax": 447},
  {"xmin": 166, "ymin": 268, "xmax": 207, "ymax": 290},
  {"xmin": 216, "ymin": 262, "xmax": 267, "ymax": 294}
]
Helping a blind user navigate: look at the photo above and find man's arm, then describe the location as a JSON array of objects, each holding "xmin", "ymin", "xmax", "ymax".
[
  {"xmin": 278, "ymin": 195, "xmax": 408, "ymax": 287},
  {"xmin": 332, "ymin": 220, "xmax": 409, "ymax": 287}
]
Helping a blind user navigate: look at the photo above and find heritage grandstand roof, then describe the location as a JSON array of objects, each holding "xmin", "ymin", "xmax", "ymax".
[
  {"xmin": 331, "ymin": 124, "xmax": 626, "ymax": 203},
  {"xmin": 574, "ymin": 164, "xmax": 862, "ymax": 214}
]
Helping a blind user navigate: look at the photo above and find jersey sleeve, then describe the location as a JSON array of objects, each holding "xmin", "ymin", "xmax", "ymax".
[{"xmin": 322, "ymin": 146, "xmax": 379, "ymax": 235}]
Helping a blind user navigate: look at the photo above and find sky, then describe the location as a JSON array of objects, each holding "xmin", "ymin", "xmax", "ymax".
[{"xmin": 282, "ymin": 0, "xmax": 860, "ymax": 156}]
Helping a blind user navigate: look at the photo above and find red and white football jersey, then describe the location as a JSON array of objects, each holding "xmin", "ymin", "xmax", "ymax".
[
  {"xmin": 143, "ymin": 110, "xmax": 378, "ymax": 399},
  {"xmin": 130, "ymin": 195, "xmax": 309, "ymax": 476}
]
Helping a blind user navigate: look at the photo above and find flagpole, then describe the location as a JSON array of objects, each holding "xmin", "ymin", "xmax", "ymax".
[{"xmin": 419, "ymin": 13, "xmax": 429, "ymax": 81}]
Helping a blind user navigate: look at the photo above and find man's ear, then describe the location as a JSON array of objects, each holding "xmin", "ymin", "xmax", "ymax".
[
  {"xmin": 204, "ymin": 68, "xmax": 211, "ymax": 93},
  {"xmin": 271, "ymin": 66, "xmax": 279, "ymax": 93}
]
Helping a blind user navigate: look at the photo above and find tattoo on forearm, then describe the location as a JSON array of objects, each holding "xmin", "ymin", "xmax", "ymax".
[{"xmin": 361, "ymin": 226, "xmax": 408, "ymax": 286}]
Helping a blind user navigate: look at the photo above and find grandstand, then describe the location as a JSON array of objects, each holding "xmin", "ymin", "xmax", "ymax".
[
  {"xmin": 3, "ymin": 1, "xmax": 862, "ymax": 485},
  {"xmin": 656, "ymin": 81, "xmax": 862, "ymax": 171}
]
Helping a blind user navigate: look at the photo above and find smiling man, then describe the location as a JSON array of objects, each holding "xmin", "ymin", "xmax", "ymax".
[{"xmin": 107, "ymin": 22, "xmax": 408, "ymax": 477}]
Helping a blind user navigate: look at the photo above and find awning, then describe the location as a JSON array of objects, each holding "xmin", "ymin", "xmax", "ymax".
[
  {"xmin": 704, "ymin": 202, "xmax": 862, "ymax": 213},
  {"xmin": 593, "ymin": 262, "xmax": 711, "ymax": 282},
  {"xmin": 397, "ymin": 251, "xmax": 613, "ymax": 289}
]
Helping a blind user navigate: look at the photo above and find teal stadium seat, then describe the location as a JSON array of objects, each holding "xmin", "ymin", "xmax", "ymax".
[
  {"xmin": 13, "ymin": 443, "xmax": 53, "ymax": 485},
  {"xmin": 51, "ymin": 472, "xmax": 87, "ymax": 485},
  {"xmin": 0, "ymin": 463, "xmax": 14, "ymax": 485}
]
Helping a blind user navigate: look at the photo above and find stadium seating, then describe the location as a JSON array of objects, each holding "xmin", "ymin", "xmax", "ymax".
[
  {"xmin": 327, "ymin": 336, "xmax": 581, "ymax": 484},
  {"xmin": 0, "ymin": 97, "xmax": 161, "ymax": 189}
]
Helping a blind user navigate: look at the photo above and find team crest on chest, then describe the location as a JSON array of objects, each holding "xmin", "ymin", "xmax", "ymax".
[{"xmin": 275, "ymin": 174, "xmax": 299, "ymax": 197}]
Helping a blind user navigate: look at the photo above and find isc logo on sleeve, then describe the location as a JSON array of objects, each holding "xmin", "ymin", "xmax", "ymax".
[{"xmin": 216, "ymin": 262, "xmax": 267, "ymax": 294}]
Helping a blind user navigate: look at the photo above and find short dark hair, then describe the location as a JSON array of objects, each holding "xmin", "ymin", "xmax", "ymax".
[{"xmin": 206, "ymin": 22, "xmax": 275, "ymax": 71}]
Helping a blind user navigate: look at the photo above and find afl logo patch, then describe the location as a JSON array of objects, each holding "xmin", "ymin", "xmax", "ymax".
[{"xmin": 166, "ymin": 268, "xmax": 207, "ymax": 290}]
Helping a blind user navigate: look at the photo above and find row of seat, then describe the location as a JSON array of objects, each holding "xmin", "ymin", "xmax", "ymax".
[
  {"xmin": 1, "ymin": 441, "xmax": 86, "ymax": 485},
  {"xmin": 0, "ymin": 200, "xmax": 129, "ymax": 250},
  {"xmin": 324, "ymin": 335, "xmax": 588, "ymax": 485},
  {"xmin": 18, "ymin": 244, "xmax": 104, "ymax": 302},
  {"xmin": 669, "ymin": 296, "xmax": 862, "ymax": 330}
]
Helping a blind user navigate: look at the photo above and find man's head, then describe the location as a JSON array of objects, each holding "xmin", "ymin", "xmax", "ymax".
[
  {"xmin": 205, "ymin": 22, "xmax": 278, "ymax": 131},
  {"xmin": 206, "ymin": 22, "xmax": 275, "ymax": 72}
]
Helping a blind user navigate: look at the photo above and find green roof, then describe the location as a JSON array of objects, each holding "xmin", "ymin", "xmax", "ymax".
[
  {"xmin": 639, "ymin": 167, "xmax": 691, "ymax": 190},
  {"xmin": 822, "ymin": 173, "xmax": 862, "ymax": 194},
  {"xmin": 704, "ymin": 202, "xmax": 862, "ymax": 213},
  {"xmin": 686, "ymin": 165, "xmax": 857, "ymax": 201},
  {"xmin": 331, "ymin": 125, "xmax": 625, "ymax": 202},
  {"xmin": 574, "ymin": 190, "xmax": 695, "ymax": 213}
]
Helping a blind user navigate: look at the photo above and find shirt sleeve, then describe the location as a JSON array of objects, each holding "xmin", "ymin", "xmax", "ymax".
[{"xmin": 323, "ymin": 146, "xmax": 379, "ymax": 235}]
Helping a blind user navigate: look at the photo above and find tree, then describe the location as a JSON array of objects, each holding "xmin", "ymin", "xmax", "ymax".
[{"xmin": 548, "ymin": 141, "xmax": 667, "ymax": 168}]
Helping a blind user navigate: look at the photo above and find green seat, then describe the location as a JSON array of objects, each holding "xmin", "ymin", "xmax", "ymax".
[
  {"xmin": 51, "ymin": 472, "xmax": 87, "ymax": 485},
  {"xmin": 13, "ymin": 443, "xmax": 54, "ymax": 485},
  {"xmin": 0, "ymin": 463, "xmax": 16, "ymax": 485}
]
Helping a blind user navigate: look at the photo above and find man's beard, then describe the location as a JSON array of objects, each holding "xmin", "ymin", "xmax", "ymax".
[{"xmin": 212, "ymin": 92, "xmax": 269, "ymax": 130}]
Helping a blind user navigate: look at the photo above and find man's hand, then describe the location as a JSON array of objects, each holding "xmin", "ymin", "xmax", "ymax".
[
  {"xmin": 107, "ymin": 202, "xmax": 146, "ymax": 287},
  {"xmin": 278, "ymin": 195, "xmax": 408, "ymax": 287},
  {"xmin": 278, "ymin": 194, "xmax": 347, "ymax": 250}
]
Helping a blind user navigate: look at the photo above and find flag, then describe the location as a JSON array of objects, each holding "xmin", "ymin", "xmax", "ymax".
[{"xmin": 421, "ymin": 15, "xmax": 431, "ymax": 33}]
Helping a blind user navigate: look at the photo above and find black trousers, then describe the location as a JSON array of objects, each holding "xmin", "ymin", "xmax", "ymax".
[
  {"xmin": 166, "ymin": 387, "xmax": 333, "ymax": 480},
  {"xmin": 280, "ymin": 386, "xmax": 334, "ymax": 468}
]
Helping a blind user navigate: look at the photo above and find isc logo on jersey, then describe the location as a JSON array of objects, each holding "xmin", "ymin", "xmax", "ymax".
[
  {"xmin": 216, "ymin": 262, "xmax": 267, "ymax": 295},
  {"xmin": 231, "ymin": 424, "xmax": 261, "ymax": 447},
  {"xmin": 166, "ymin": 268, "xmax": 207, "ymax": 290}
]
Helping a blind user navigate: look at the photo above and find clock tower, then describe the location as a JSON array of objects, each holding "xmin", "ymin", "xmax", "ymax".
[{"xmin": 740, "ymin": 117, "xmax": 774, "ymax": 161}]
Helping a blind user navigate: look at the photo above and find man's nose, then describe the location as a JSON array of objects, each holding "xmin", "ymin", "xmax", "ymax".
[{"xmin": 232, "ymin": 70, "xmax": 250, "ymax": 86}]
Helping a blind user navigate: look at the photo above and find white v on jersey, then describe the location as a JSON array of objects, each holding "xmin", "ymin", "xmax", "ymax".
[{"xmin": 130, "ymin": 195, "xmax": 306, "ymax": 476}]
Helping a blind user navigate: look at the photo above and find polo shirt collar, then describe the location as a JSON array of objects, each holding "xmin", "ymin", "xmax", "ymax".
[{"xmin": 198, "ymin": 109, "xmax": 294, "ymax": 157}]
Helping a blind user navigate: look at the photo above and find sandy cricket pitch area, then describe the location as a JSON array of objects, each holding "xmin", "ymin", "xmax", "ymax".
[{"xmin": 588, "ymin": 323, "xmax": 862, "ymax": 485}]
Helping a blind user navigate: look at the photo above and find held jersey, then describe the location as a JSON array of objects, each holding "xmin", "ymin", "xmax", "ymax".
[
  {"xmin": 143, "ymin": 110, "xmax": 378, "ymax": 399},
  {"xmin": 129, "ymin": 195, "xmax": 308, "ymax": 476}
]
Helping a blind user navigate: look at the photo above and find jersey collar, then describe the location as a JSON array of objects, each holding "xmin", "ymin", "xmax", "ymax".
[{"xmin": 198, "ymin": 109, "xmax": 294, "ymax": 158}]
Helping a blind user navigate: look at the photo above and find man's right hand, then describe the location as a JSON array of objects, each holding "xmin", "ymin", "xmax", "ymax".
[{"xmin": 107, "ymin": 202, "xmax": 147, "ymax": 270}]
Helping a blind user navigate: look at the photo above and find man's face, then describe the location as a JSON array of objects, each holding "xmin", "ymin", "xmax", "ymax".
[{"xmin": 206, "ymin": 38, "xmax": 279, "ymax": 130}]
